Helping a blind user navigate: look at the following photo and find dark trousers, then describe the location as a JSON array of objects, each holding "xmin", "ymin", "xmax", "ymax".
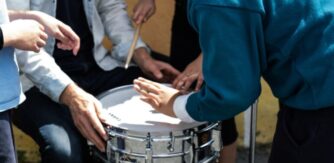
[
  {"xmin": 13, "ymin": 66, "xmax": 144, "ymax": 163},
  {"xmin": 0, "ymin": 110, "xmax": 16, "ymax": 163},
  {"xmin": 269, "ymin": 104, "xmax": 334, "ymax": 163}
]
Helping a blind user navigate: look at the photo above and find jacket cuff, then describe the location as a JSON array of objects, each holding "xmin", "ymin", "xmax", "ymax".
[
  {"xmin": 46, "ymin": 75, "xmax": 73, "ymax": 102},
  {"xmin": 173, "ymin": 92, "xmax": 197, "ymax": 123}
]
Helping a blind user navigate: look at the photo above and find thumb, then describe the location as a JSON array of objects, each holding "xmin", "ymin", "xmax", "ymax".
[{"xmin": 152, "ymin": 69, "xmax": 163, "ymax": 79}]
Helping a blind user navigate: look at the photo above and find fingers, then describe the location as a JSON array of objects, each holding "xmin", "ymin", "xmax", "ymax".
[
  {"xmin": 149, "ymin": 65, "xmax": 163, "ymax": 80},
  {"xmin": 57, "ymin": 43, "xmax": 72, "ymax": 51},
  {"xmin": 182, "ymin": 74, "xmax": 198, "ymax": 91},
  {"xmin": 134, "ymin": 84, "xmax": 160, "ymax": 109},
  {"xmin": 68, "ymin": 103, "xmax": 104, "ymax": 151},
  {"xmin": 140, "ymin": 96, "xmax": 159, "ymax": 108},
  {"xmin": 173, "ymin": 75, "xmax": 185, "ymax": 90},
  {"xmin": 133, "ymin": 4, "xmax": 141, "ymax": 23},
  {"xmin": 133, "ymin": 0, "xmax": 156, "ymax": 24},
  {"xmin": 98, "ymin": 109, "xmax": 112, "ymax": 126},
  {"xmin": 54, "ymin": 29, "xmax": 69, "ymax": 45},
  {"xmin": 172, "ymin": 74, "xmax": 183, "ymax": 88},
  {"xmin": 133, "ymin": 5, "xmax": 154, "ymax": 24},
  {"xmin": 40, "ymin": 31, "xmax": 48, "ymax": 41},
  {"xmin": 36, "ymin": 38, "xmax": 46, "ymax": 48},
  {"xmin": 94, "ymin": 99, "xmax": 109, "ymax": 124},
  {"xmin": 91, "ymin": 100, "xmax": 108, "ymax": 141},
  {"xmin": 133, "ymin": 79, "xmax": 160, "ymax": 95},
  {"xmin": 32, "ymin": 45, "xmax": 41, "ymax": 53},
  {"xmin": 136, "ymin": 14, "xmax": 146, "ymax": 25},
  {"xmin": 173, "ymin": 73, "xmax": 202, "ymax": 92},
  {"xmin": 58, "ymin": 25, "xmax": 81, "ymax": 55},
  {"xmin": 76, "ymin": 115, "xmax": 106, "ymax": 152},
  {"xmin": 38, "ymin": 23, "xmax": 45, "ymax": 31},
  {"xmin": 158, "ymin": 61, "xmax": 181, "ymax": 77},
  {"xmin": 135, "ymin": 77, "xmax": 162, "ymax": 89},
  {"xmin": 173, "ymin": 73, "xmax": 190, "ymax": 90},
  {"xmin": 195, "ymin": 75, "xmax": 204, "ymax": 91},
  {"xmin": 33, "ymin": 29, "xmax": 48, "ymax": 52},
  {"xmin": 79, "ymin": 98, "xmax": 108, "ymax": 152},
  {"xmin": 149, "ymin": 61, "xmax": 180, "ymax": 82}
]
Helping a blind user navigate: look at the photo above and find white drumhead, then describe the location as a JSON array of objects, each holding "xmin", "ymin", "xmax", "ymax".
[{"xmin": 99, "ymin": 85, "xmax": 205, "ymax": 133}]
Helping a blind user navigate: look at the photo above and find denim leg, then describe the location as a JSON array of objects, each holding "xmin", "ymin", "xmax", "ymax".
[
  {"xmin": 0, "ymin": 110, "xmax": 17, "ymax": 163},
  {"xmin": 13, "ymin": 87, "xmax": 90, "ymax": 163}
]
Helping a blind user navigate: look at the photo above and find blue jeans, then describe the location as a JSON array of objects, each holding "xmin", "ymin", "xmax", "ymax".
[
  {"xmin": 13, "ymin": 67, "xmax": 144, "ymax": 163},
  {"xmin": 0, "ymin": 110, "xmax": 17, "ymax": 163}
]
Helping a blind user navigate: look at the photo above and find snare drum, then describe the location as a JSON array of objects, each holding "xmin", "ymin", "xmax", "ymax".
[{"xmin": 90, "ymin": 85, "xmax": 222, "ymax": 163}]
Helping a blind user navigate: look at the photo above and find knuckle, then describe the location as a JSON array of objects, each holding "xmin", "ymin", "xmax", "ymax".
[
  {"xmin": 54, "ymin": 31, "xmax": 60, "ymax": 36},
  {"xmin": 34, "ymin": 47, "xmax": 40, "ymax": 53},
  {"xmin": 83, "ymin": 109, "xmax": 91, "ymax": 116},
  {"xmin": 73, "ymin": 119, "xmax": 81, "ymax": 127}
]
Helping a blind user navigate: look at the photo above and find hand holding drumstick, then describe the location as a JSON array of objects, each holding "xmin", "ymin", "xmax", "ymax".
[{"xmin": 132, "ymin": 0, "xmax": 156, "ymax": 24}]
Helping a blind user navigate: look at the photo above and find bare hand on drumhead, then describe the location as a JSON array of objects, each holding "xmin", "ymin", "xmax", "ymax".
[
  {"xmin": 133, "ymin": 48, "xmax": 180, "ymax": 83},
  {"xmin": 2, "ymin": 20, "xmax": 48, "ymax": 52},
  {"xmin": 173, "ymin": 54, "xmax": 203, "ymax": 93},
  {"xmin": 134, "ymin": 77, "xmax": 181, "ymax": 117},
  {"xmin": 60, "ymin": 84, "xmax": 109, "ymax": 152},
  {"xmin": 133, "ymin": 0, "xmax": 156, "ymax": 24},
  {"xmin": 29, "ymin": 11, "xmax": 80, "ymax": 55}
]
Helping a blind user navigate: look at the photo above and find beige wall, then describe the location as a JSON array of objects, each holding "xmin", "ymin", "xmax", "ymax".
[{"xmin": 125, "ymin": 0, "xmax": 175, "ymax": 55}]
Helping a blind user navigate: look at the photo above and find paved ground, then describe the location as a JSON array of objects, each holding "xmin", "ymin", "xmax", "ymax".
[{"xmin": 237, "ymin": 145, "xmax": 270, "ymax": 163}]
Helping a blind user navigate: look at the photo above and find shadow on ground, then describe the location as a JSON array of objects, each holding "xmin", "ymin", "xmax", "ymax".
[{"xmin": 237, "ymin": 144, "xmax": 271, "ymax": 163}]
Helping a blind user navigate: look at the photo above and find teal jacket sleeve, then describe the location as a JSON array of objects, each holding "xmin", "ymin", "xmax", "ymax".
[{"xmin": 186, "ymin": 4, "xmax": 265, "ymax": 122}]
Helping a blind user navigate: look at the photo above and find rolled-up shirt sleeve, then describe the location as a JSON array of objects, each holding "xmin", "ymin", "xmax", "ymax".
[
  {"xmin": 174, "ymin": 4, "xmax": 265, "ymax": 122},
  {"xmin": 16, "ymin": 49, "xmax": 74, "ymax": 102}
]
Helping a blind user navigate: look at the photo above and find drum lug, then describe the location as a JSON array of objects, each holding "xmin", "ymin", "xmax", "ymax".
[
  {"xmin": 212, "ymin": 122, "xmax": 222, "ymax": 154},
  {"xmin": 107, "ymin": 140, "xmax": 112, "ymax": 162},
  {"xmin": 145, "ymin": 133, "xmax": 153, "ymax": 163},
  {"xmin": 167, "ymin": 132, "xmax": 175, "ymax": 152}
]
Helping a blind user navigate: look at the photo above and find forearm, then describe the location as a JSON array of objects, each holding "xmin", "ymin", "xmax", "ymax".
[
  {"xmin": 8, "ymin": 10, "xmax": 50, "ymax": 24},
  {"xmin": 7, "ymin": 10, "xmax": 37, "ymax": 21},
  {"xmin": 132, "ymin": 47, "xmax": 150, "ymax": 65}
]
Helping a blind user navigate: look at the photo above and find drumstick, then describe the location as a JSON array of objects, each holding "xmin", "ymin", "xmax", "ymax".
[{"xmin": 124, "ymin": 24, "xmax": 142, "ymax": 69}]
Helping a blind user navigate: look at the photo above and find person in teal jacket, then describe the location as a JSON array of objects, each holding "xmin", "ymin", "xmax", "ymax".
[{"xmin": 134, "ymin": 0, "xmax": 334, "ymax": 162}]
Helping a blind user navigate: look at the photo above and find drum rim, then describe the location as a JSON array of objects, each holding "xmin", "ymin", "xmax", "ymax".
[
  {"xmin": 97, "ymin": 84, "xmax": 135, "ymax": 100},
  {"xmin": 97, "ymin": 84, "xmax": 172, "ymax": 100}
]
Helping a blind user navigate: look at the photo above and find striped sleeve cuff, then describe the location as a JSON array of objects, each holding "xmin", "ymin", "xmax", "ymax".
[{"xmin": 173, "ymin": 92, "xmax": 198, "ymax": 123}]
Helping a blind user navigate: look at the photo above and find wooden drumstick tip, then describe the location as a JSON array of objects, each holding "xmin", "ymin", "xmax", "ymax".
[{"xmin": 124, "ymin": 24, "xmax": 142, "ymax": 69}]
